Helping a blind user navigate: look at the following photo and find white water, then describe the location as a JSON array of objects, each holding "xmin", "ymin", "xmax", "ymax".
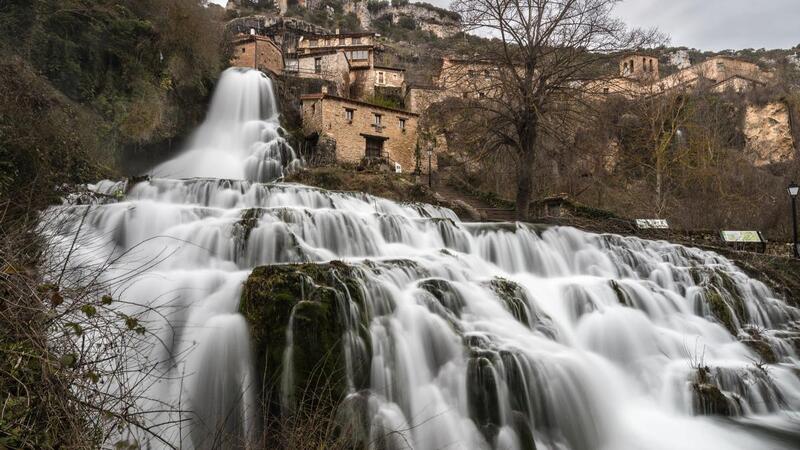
[{"xmin": 42, "ymin": 69, "xmax": 800, "ymax": 449}]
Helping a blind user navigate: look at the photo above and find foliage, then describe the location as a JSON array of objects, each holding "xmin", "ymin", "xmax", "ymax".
[
  {"xmin": 364, "ymin": 94, "xmax": 403, "ymax": 110},
  {"xmin": 0, "ymin": 0, "xmax": 227, "ymax": 193},
  {"xmin": 285, "ymin": 2, "xmax": 362, "ymax": 32},
  {"xmin": 366, "ymin": 0, "xmax": 390, "ymax": 14}
]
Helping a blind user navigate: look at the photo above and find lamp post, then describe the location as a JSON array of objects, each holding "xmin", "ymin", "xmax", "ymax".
[
  {"xmin": 427, "ymin": 147, "xmax": 433, "ymax": 188},
  {"xmin": 789, "ymin": 181, "xmax": 799, "ymax": 257}
]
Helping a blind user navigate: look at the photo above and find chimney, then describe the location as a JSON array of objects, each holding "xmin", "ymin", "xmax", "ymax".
[{"xmin": 335, "ymin": 28, "xmax": 340, "ymax": 34}]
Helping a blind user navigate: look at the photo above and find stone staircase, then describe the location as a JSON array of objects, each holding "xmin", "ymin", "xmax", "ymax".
[{"xmin": 433, "ymin": 181, "xmax": 517, "ymax": 222}]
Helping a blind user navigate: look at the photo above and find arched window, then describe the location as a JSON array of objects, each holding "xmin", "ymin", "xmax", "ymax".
[
  {"xmin": 643, "ymin": 57, "xmax": 647, "ymax": 71},
  {"xmin": 649, "ymin": 59, "xmax": 654, "ymax": 72}
]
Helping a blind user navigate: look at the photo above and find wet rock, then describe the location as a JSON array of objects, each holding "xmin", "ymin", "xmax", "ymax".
[
  {"xmin": 240, "ymin": 262, "xmax": 371, "ymax": 417},
  {"xmin": 739, "ymin": 327, "xmax": 779, "ymax": 364}
]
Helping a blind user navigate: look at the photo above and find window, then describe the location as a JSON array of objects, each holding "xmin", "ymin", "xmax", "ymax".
[
  {"xmin": 241, "ymin": 48, "xmax": 246, "ymax": 53},
  {"xmin": 309, "ymin": 39, "xmax": 318, "ymax": 47},
  {"xmin": 642, "ymin": 57, "xmax": 646, "ymax": 70},
  {"xmin": 345, "ymin": 108, "xmax": 354, "ymax": 122},
  {"xmin": 398, "ymin": 118, "xmax": 406, "ymax": 130},
  {"xmin": 393, "ymin": 73, "xmax": 398, "ymax": 80},
  {"xmin": 353, "ymin": 37, "xmax": 361, "ymax": 45},
  {"xmin": 478, "ymin": 92, "xmax": 486, "ymax": 98},
  {"xmin": 314, "ymin": 57, "xmax": 322, "ymax": 74},
  {"xmin": 377, "ymin": 71, "xmax": 385, "ymax": 85},
  {"xmin": 365, "ymin": 136, "xmax": 383, "ymax": 158},
  {"xmin": 348, "ymin": 50, "xmax": 369, "ymax": 61},
  {"xmin": 603, "ymin": 87, "xmax": 610, "ymax": 94},
  {"xmin": 649, "ymin": 59, "xmax": 654, "ymax": 72},
  {"xmin": 374, "ymin": 114, "xmax": 382, "ymax": 126},
  {"xmin": 339, "ymin": 37, "xmax": 346, "ymax": 45},
  {"xmin": 310, "ymin": 103, "xmax": 316, "ymax": 114}
]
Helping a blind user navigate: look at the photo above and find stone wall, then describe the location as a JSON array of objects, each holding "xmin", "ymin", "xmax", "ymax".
[
  {"xmin": 349, "ymin": 68, "xmax": 376, "ymax": 99},
  {"xmin": 301, "ymin": 94, "xmax": 419, "ymax": 172},
  {"xmin": 294, "ymin": 51, "xmax": 351, "ymax": 94},
  {"xmin": 405, "ymin": 86, "xmax": 446, "ymax": 113},
  {"xmin": 230, "ymin": 36, "xmax": 284, "ymax": 75},
  {"xmin": 374, "ymin": 67, "xmax": 405, "ymax": 88},
  {"xmin": 744, "ymin": 102, "xmax": 796, "ymax": 166}
]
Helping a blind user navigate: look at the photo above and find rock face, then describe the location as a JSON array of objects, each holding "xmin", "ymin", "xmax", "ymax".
[
  {"xmin": 667, "ymin": 49, "xmax": 692, "ymax": 70},
  {"xmin": 240, "ymin": 263, "xmax": 372, "ymax": 417},
  {"xmin": 343, "ymin": 0, "xmax": 461, "ymax": 38},
  {"xmin": 743, "ymin": 102, "xmax": 796, "ymax": 166}
]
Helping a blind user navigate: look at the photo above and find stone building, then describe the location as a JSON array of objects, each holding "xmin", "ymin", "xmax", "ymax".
[
  {"xmin": 230, "ymin": 33, "xmax": 284, "ymax": 75},
  {"xmin": 620, "ymin": 53, "xmax": 660, "ymax": 82},
  {"xmin": 437, "ymin": 58, "xmax": 502, "ymax": 100},
  {"xmin": 590, "ymin": 54, "xmax": 770, "ymax": 98},
  {"xmin": 287, "ymin": 50, "xmax": 352, "ymax": 95},
  {"xmin": 374, "ymin": 65, "xmax": 405, "ymax": 89},
  {"xmin": 295, "ymin": 32, "xmax": 376, "ymax": 67},
  {"xmin": 300, "ymin": 91, "xmax": 421, "ymax": 172}
]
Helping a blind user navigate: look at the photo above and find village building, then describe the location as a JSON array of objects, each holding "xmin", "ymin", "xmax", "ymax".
[
  {"xmin": 295, "ymin": 32, "xmax": 376, "ymax": 65},
  {"xmin": 590, "ymin": 54, "xmax": 770, "ymax": 97},
  {"xmin": 437, "ymin": 58, "xmax": 502, "ymax": 99},
  {"xmin": 286, "ymin": 49, "xmax": 352, "ymax": 95},
  {"xmin": 300, "ymin": 91, "xmax": 421, "ymax": 173},
  {"xmin": 230, "ymin": 33, "xmax": 284, "ymax": 75}
]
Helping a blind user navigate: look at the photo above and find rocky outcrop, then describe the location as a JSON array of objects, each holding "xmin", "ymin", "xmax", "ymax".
[
  {"xmin": 240, "ymin": 262, "xmax": 372, "ymax": 416},
  {"xmin": 343, "ymin": 0, "xmax": 461, "ymax": 38},
  {"xmin": 743, "ymin": 102, "xmax": 796, "ymax": 166}
]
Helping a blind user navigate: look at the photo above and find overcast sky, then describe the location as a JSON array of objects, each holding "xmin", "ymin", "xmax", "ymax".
[{"xmin": 212, "ymin": 0, "xmax": 800, "ymax": 51}]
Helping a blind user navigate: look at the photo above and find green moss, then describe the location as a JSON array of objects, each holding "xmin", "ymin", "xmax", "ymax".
[
  {"xmin": 485, "ymin": 278, "xmax": 531, "ymax": 327},
  {"xmin": 704, "ymin": 288, "xmax": 737, "ymax": 334},
  {"xmin": 240, "ymin": 262, "xmax": 371, "ymax": 417}
]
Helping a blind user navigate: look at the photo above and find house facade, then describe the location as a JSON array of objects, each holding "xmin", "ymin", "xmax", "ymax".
[
  {"xmin": 300, "ymin": 92, "xmax": 420, "ymax": 173},
  {"xmin": 230, "ymin": 34, "xmax": 284, "ymax": 75}
]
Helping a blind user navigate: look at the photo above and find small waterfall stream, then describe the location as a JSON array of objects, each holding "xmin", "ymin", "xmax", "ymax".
[{"xmin": 42, "ymin": 69, "xmax": 800, "ymax": 449}]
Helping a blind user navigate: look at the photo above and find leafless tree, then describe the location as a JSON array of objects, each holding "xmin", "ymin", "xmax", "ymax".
[{"xmin": 447, "ymin": 0, "xmax": 663, "ymax": 219}]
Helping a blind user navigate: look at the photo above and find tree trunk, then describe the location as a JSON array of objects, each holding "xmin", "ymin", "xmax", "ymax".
[{"xmin": 515, "ymin": 126, "xmax": 537, "ymax": 221}]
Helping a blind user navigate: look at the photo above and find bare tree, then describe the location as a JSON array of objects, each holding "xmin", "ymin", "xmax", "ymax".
[{"xmin": 448, "ymin": 0, "xmax": 662, "ymax": 219}]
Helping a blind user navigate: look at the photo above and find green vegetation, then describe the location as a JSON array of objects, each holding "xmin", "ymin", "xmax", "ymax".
[
  {"xmin": 0, "ymin": 0, "xmax": 228, "ymax": 212},
  {"xmin": 286, "ymin": 0, "xmax": 362, "ymax": 32},
  {"xmin": 0, "ymin": 2, "xmax": 229, "ymax": 447},
  {"xmin": 240, "ymin": 263, "xmax": 371, "ymax": 426}
]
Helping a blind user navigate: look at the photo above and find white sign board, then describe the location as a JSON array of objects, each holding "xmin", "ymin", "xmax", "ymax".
[
  {"xmin": 720, "ymin": 230, "xmax": 764, "ymax": 243},
  {"xmin": 635, "ymin": 219, "xmax": 669, "ymax": 229},
  {"xmin": 395, "ymin": 162, "xmax": 402, "ymax": 174}
]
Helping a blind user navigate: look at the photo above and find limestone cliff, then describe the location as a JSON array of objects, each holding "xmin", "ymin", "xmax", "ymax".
[
  {"xmin": 343, "ymin": 0, "xmax": 461, "ymax": 38},
  {"xmin": 743, "ymin": 102, "xmax": 796, "ymax": 167}
]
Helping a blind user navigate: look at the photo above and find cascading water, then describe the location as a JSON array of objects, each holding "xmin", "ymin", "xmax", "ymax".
[{"xmin": 42, "ymin": 68, "xmax": 800, "ymax": 449}]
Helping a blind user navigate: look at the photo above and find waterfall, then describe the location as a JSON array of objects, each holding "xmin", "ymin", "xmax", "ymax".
[{"xmin": 41, "ymin": 69, "xmax": 800, "ymax": 449}]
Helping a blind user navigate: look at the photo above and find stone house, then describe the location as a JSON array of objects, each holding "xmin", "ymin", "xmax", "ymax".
[
  {"xmin": 374, "ymin": 65, "xmax": 405, "ymax": 89},
  {"xmin": 296, "ymin": 32, "xmax": 376, "ymax": 68},
  {"xmin": 590, "ymin": 54, "xmax": 770, "ymax": 98},
  {"xmin": 230, "ymin": 34, "xmax": 284, "ymax": 75},
  {"xmin": 300, "ymin": 92, "xmax": 421, "ymax": 173},
  {"xmin": 287, "ymin": 50, "xmax": 352, "ymax": 95},
  {"xmin": 437, "ymin": 58, "xmax": 502, "ymax": 100}
]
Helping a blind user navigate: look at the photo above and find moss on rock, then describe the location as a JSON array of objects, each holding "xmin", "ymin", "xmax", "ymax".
[
  {"xmin": 240, "ymin": 262, "xmax": 370, "ymax": 417},
  {"xmin": 485, "ymin": 278, "xmax": 532, "ymax": 327}
]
